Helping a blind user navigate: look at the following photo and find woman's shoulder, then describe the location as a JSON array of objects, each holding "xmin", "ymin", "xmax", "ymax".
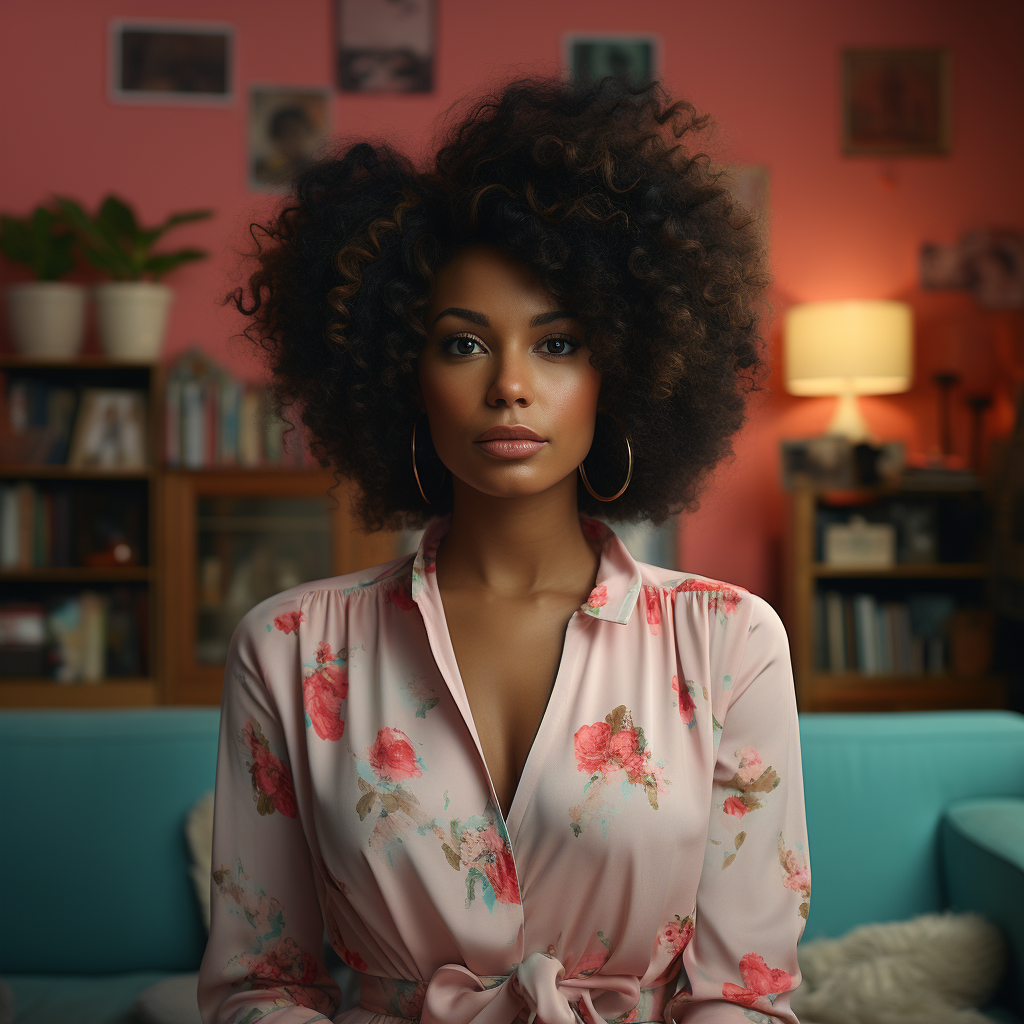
[
  {"xmin": 232, "ymin": 551, "xmax": 416, "ymax": 646},
  {"xmin": 635, "ymin": 561, "xmax": 783, "ymax": 635}
]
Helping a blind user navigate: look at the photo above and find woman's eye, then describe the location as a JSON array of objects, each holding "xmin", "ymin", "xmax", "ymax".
[
  {"xmin": 540, "ymin": 335, "xmax": 581, "ymax": 357},
  {"xmin": 442, "ymin": 334, "xmax": 484, "ymax": 356}
]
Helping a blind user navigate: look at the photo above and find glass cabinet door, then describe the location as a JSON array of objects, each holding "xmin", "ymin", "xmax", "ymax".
[{"xmin": 195, "ymin": 494, "xmax": 332, "ymax": 664}]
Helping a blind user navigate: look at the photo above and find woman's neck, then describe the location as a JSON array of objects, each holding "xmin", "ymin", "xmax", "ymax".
[{"xmin": 434, "ymin": 482, "xmax": 599, "ymax": 599}]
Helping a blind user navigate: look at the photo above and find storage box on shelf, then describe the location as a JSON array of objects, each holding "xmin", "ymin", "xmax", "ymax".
[
  {"xmin": 784, "ymin": 484, "xmax": 1007, "ymax": 712},
  {"xmin": 0, "ymin": 354, "xmax": 163, "ymax": 708}
]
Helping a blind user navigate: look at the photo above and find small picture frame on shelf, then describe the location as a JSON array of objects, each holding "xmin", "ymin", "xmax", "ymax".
[
  {"xmin": 109, "ymin": 20, "xmax": 234, "ymax": 104},
  {"xmin": 68, "ymin": 389, "xmax": 148, "ymax": 469},
  {"xmin": 780, "ymin": 436, "xmax": 856, "ymax": 490}
]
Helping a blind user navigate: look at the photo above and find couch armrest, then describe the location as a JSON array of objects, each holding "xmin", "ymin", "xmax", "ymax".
[{"xmin": 941, "ymin": 798, "xmax": 1024, "ymax": 1020}]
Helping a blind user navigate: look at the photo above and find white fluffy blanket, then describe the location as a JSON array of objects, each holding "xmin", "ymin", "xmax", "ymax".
[{"xmin": 792, "ymin": 911, "xmax": 1007, "ymax": 1024}]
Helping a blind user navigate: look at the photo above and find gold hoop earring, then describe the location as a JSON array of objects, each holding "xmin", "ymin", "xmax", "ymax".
[
  {"xmin": 578, "ymin": 415, "xmax": 633, "ymax": 502},
  {"xmin": 412, "ymin": 415, "xmax": 446, "ymax": 505}
]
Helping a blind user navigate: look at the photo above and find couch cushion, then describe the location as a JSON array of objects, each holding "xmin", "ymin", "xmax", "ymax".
[
  {"xmin": 942, "ymin": 798, "xmax": 1024, "ymax": 1020},
  {"xmin": 2, "ymin": 971, "xmax": 169, "ymax": 1024},
  {"xmin": 798, "ymin": 710, "xmax": 1024, "ymax": 941},
  {"xmin": 1, "ymin": 709, "xmax": 220, "ymax": 973}
]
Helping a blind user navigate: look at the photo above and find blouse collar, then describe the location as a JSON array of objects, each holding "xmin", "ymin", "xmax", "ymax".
[{"xmin": 410, "ymin": 512, "xmax": 643, "ymax": 625}]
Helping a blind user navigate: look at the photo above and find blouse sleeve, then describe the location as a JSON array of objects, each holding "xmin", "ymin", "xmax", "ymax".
[
  {"xmin": 197, "ymin": 599, "xmax": 342, "ymax": 1024},
  {"xmin": 671, "ymin": 592, "xmax": 810, "ymax": 1023}
]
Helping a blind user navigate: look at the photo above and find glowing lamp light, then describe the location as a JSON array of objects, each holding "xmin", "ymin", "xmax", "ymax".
[{"xmin": 784, "ymin": 300, "xmax": 913, "ymax": 442}]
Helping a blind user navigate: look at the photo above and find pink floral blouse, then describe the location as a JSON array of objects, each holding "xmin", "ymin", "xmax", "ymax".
[{"xmin": 198, "ymin": 512, "xmax": 810, "ymax": 1024}]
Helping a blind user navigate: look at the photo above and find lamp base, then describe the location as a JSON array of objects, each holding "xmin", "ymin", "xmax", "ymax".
[{"xmin": 826, "ymin": 391, "xmax": 874, "ymax": 444}]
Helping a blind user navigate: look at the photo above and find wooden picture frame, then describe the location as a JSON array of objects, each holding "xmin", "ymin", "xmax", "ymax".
[
  {"xmin": 248, "ymin": 85, "xmax": 332, "ymax": 193},
  {"xmin": 68, "ymin": 389, "xmax": 148, "ymax": 470},
  {"xmin": 842, "ymin": 48, "xmax": 950, "ymax": 156},
  {"xmin": 336, "ymin": 0, "xmax": 434, "ymax": 93},
  {"xmin": 109, "ymin": 19, "xmax": 234, "ymax": 105}
]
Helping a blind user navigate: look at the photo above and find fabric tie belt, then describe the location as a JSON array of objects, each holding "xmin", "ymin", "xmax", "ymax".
[{"xmin": 357, "ymin": 950, "xmax": 679, "ymax": 1023}]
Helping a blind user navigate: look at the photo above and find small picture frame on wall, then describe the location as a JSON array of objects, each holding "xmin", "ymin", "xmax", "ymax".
[
  {"xmin": 336, "ymin": 0, "xmax": 434, "ymax": 93},
  {"xmin": 109, "ymin": 19, "xmax": 234, "ymax": 104},
  {"xmin": 842, "ymin": 48, "xmax": 950, "ymax": 156},
  {"xmin": 564, "ymin": 34, "xmax": 659, "ymax": 87},
  {"xmin": 249, "ymin": 86, "xmax": 332, "ymax": 193}
]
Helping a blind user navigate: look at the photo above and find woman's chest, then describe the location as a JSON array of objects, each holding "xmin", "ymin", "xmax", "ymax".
[{"xmin": 298, "ymin": 608, "xmax": 717, "ymax": 908}]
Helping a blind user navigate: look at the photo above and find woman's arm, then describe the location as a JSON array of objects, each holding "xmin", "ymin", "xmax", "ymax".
[
  {"xmin": 671, "ymin": 592, "xmax": 810, "ymax": 1023},
  {"xmin": 198, "ymin": 601, "xmax": 342, "ymax": 1024}
]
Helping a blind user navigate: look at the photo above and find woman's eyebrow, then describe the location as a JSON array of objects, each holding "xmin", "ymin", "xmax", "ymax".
[
  {"xmin": 431, "ymin": 307, "xmax": 489, "ymax": 328},
  {"xmin": 530, "ymin": 310, "xmax": 578, "ymax": 326}
]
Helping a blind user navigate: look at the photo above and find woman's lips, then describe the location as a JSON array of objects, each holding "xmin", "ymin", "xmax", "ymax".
[{"xmin": 474, "ymin": 439, "xmax": 547, "ymax": 459}]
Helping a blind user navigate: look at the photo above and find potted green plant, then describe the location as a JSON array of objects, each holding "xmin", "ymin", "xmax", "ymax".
[
  {"xmin": 0, "ymin": 206, "xmax": 87, "ymax": 358},
  {"xmin": 56, "ymin": 195, "xmax": 212, "ymax": 360}
]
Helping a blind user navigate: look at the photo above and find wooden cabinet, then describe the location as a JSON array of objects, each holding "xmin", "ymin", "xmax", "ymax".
[
  {"xmin": 0, "ymin": 356, "xmax": 162, "ymax": 707},
  {"xmin": 160, "ymin": 469, "xmax": 401, "ymax": 705},
  {"xmin": 783, "ymin": 486, "xmax": 1007, "ymax": 712}
]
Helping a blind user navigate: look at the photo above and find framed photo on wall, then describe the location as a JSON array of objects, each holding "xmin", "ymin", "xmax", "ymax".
[
  {"xmin": 336, "ymin": 0, "xmax": 434, "ymax": 93},
  {"xmin": 563, "ymin": 34, "xmax": 660, "ymax": 87},
  {"xmin": 109, "ymin": 20, "xmax": 234, "ymax": 104},
  {"xmin": 842, "ymin": 48, "xmax": 950, "ymax": 156},
  {"xmin": 249, "ymin": 86, "xmax": 332, "ymax": 193}
]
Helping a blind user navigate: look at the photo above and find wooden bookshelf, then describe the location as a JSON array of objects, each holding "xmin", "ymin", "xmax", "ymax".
[
  {"xmin": 0, "ymin": 357, "xmax": 163, "ymax": 707},
  {"xmin": 783, "ymin": 486, "xmax": 1007, "ymax": 712},
  {"xmin": 160, "ymin": 468, "xmax": 402, "ymax": 706}
]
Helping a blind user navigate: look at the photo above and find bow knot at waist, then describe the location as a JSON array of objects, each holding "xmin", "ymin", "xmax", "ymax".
[{"xmin": 360, "ymin": 949, "xmax": 666, "ymax": 1023}]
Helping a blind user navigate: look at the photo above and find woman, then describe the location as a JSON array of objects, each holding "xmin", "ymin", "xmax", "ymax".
[{"xmin": 198, "ymin": 76, "xmax": 810, "ymax": 1024}]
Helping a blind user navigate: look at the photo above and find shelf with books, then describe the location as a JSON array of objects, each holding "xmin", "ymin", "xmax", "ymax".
[
  {"xmin": 812, "ymin": 562, "xmax": 988, "ymax": 579},
  {"xmin": 0, "ymin": 358, "xmax": 161, "ymax": 706},
  {"xmin": 784, "ymin": 486, "xmax": 1004, "ymax": 712}
]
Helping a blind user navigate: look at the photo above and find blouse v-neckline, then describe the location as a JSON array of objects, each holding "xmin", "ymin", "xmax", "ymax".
[{"xmin": 409, "ymin": 512, "xmax": 642, "ymax": 846}]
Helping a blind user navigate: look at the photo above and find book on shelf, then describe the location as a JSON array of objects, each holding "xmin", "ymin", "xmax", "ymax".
[
  {"xmin": 0, "ymin": 587, "xmax": 145, "ymax": 681},
  {"xmin": 165, "ymin": 348, "xmax": 314, "ymax": 470},
  {"xmin": 815, "ymin": 590, "xmax": 956, "ymax": 677}
]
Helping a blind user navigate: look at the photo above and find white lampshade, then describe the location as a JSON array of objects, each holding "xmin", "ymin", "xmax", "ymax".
[
  {"xmin": 784, "ymin": 300, "xmax": 913, "ymax": 442},
  {"xmin": 785, "ymin": 300, "xmax": 913, "ymax": 397}
]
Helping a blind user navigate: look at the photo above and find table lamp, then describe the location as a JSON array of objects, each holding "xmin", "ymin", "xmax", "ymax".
[{"xmin": 784, "ymin": 300, "xmax": 913, "ymax": 442}]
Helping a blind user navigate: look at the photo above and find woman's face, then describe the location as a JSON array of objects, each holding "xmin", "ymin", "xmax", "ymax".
[{"xmin": 417, "ymin": 243, "xmax": 602, "ymax": 503}]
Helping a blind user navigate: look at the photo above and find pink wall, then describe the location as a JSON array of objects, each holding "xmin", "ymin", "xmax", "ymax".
[{"xmin": 3, "ymin": 0, "xmax": 1023, "ymax": 604}]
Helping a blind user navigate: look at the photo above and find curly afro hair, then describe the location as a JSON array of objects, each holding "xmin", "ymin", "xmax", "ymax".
[{"xmin": 229, "ymin": 75, "xmax": 771, "ymax": 533}]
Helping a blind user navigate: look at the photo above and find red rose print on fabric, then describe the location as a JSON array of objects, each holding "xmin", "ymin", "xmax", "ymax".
[
  {"xmin": 657, "ymin": 912, "xmax": 695, "ymax": 957},
  {"xmin": 778, "ymin": 831, "xmax": 811, "ymax": 919},
  {"xmin": 273, "ymin": 610, "xmax": 305, "ymax": 634},
  {"xmin": 666, "ymin": 578, "xmax": 746, "ymax": 621},
  {"xmin": 355, "ymin": 726, "xmax": 439, "ymax": 866},
  {"xmin": 384, "ymin": 577, "xmax": 415, "ymax": 610},
  {"xmin": 586, "ymin": 584, "xmax": 608, "ymax": 609},
  {"xmin": 325, "ymin": 909, "xmax": 370, "ymax": 972},
  {"xmin": 440, "ymin": 806, "xmax": 521, "ymax": 911},
  {"xmin": 241, "ymin": 717, "xmax": 298, "ymax": 818},
  {"xmin": 368, "ymin": 726, "xmax": 421, "ymax": 782},
  {"xmin": 722, "ymin": 952, "xmax": 793, "ymax": 1008},
  {"xmin": 302, "ymin": 641, "xmax": 349, "ymax": 742},
  {"xmin": 212, "ymin": 859, "xmax": 339, "ymax": 1014},
  {"xmin": 643, "ymin": 584, "xmax": 662, "ymax": 635},
  {"xmin": 719, "ymin": 745, "xmax": 779, "ymax": 819},
  {"xmin": 570, "ymin": 705, "xmax": 668, "ymax": 837},
  {"xmin": 671, "ymin": 674, "xmax": 696, "ymax": 728}
]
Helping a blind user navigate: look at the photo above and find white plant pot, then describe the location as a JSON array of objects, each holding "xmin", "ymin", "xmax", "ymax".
[
  {"xmin": 94, "ymin": 281, "xmax": 173, "ymax": 361},
  {"xmin": 5, "ymin": 282, "xmax": 87, "ymax": 358}
]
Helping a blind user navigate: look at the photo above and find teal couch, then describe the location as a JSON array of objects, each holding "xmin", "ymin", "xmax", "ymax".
[{"xmin": 4, "ymin": 708, "xmax": 1023, "ymax": 1024}]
